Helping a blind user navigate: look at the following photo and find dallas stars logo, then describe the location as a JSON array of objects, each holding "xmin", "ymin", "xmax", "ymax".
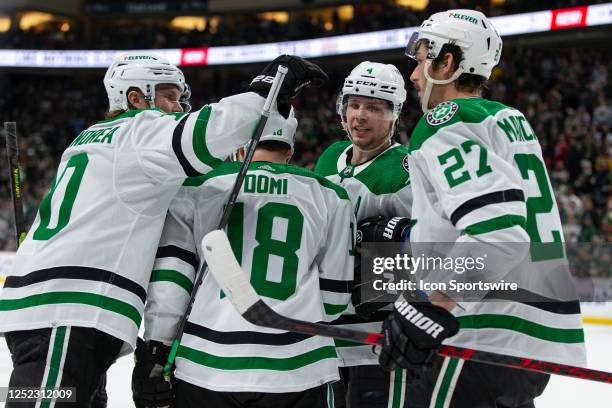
[
  {"xmin": 426, "ymin": 101, "xmax": 459, "ymax": 126},
  {"xmin": 366, "ymin": 67, "xmax": 374, "ymax": 75}
]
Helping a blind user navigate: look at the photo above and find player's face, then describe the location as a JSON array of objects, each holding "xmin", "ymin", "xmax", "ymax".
[
  {"xmin": 409, "ymin": 43, "xmax": 447, "ymax": 109},
  {"xmin": 345, "ymin": 95, "xmax": 393, "ymax": 150},
  {"xmin": 154, "ymin": 84, "xmax": 184, "ymax": 113}
]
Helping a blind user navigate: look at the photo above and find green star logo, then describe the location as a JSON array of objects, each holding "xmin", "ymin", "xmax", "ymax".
[
  {"xmin": 366, "ymin": 67, "xmax": 373, "ymax": 75},
  {"xmin": 426, "ymin": 101, "xmax": 459, "ymax": 126}
]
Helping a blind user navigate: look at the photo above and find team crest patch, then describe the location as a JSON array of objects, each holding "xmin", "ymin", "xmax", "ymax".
[
  {"xmin": 402, "ymin": 154, "xmax": 410, "ymax": 173},
  {"xmin": 426, "ymin": 101, "xmax": 459, "ymax": 126}
]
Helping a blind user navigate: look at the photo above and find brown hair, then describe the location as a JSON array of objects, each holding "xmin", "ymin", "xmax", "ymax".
[
  {"xmin": 431, "ymin": 43, "xmax": 488, "ymax": 94},
  {"xmin": 103, "ymin": 87, "xmax": 141, "ymax": 119},
  {"xmin": 257, "ymin": 140, "xmax": 292, "ymax": 153}
]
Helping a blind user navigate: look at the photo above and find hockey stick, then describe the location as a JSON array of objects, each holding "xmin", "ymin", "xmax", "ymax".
[
  {"xmin": 202, "ymin": 229, "xmax": 612, "ymax": 384},
  {"xmin": 163, "ymin": 65, "xmax": 288, "ymax": 376},
  {"xmin": 4, "ymin": 122, "xmax": 26, "ymax": 247}
]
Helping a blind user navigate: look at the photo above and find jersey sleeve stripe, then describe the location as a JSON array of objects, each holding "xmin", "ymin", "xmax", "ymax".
[
  {"xmin": 461, "ymin": 215, "xmax": 526, "ymax": 236},
  {"xmin": 156, "ymin": 245, "xmax": 198, "ymax": 270},
  {"xmin": 3, "ymin": 266, "xmax": 146, "ymax": 304},
  {"xmin": 172, "ymin": 115, "xmax": 200, "ymax": 177},
  {"xmin": 150, "ymin": 269, "xmax": 194, "ymax": 294},
  {"xmin": 324, "ymin": 303, "xmax": 349, "ymax": 315},
  {"xmin": 331, "ymin": 310, "xmax": 389, "ymax": 325},
  {"xmin": 319, "ymin": 278, "xmax": 352, "ymax": 293},
  {"xmin": 184, "ymin": 321, "xmax": 313, "ymax": 345},
  {"xmin": 450, "ymin": 189, "xmax": 525, "ymax": 226},
  {"xmin": 191, "ymin": 106, "xmax": 224, "ymax": 169},
  {"xmin": 177, "ymin": 344, "xmax": 337, "ymax": 371},
  {"xmin": 483, "ymin": 289, "xmax": 581, "ymax": 314},
  {"xmin": 0, "ymin": 292, "xmax": 141, "ymax": 327},
  {"xmin": 457, "ymin": 314, "xmax": 584, "ymax": 343}
]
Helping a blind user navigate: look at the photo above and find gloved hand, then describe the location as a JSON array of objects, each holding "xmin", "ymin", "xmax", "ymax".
[
  {"xmin": 356, "ymin": 216, "xmax": 411, "ymax": 246},
  {"xmin": 352, "ymin": 216, "xmax": 412, "ymax": 318},
  {"xmin": 248, "ymin": 55, "xmax": 328, "ymax": 118},
  {"xmin": 378, "ymin": 295, "xmax": 459, "ymax": 371},
  {"xmin": 132, "ymin": 338, "xmax": 174, "ymax": 408}
]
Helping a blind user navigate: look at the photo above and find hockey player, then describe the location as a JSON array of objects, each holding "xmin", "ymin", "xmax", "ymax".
[
  {"xmin": 378, "ymin": 10, "xmax": 587, "ymax": 407},
  {"xmin": 315, "ymin": 62, "xmax": 413, "ymax": 408},
  {"xmin": 133, "ymin": 110, "xmax": 355, "ymax": 408},
  {"xmin": 0, "ymin": 53, "xmax": 327, "ymax": 406}
]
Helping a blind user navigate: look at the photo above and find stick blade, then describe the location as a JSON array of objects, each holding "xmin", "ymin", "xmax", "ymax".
[{"xmin": 201, "ymin": 229, "xmax": 259, "ymax": 314}]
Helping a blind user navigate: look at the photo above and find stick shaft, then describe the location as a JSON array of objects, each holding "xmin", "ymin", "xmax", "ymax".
[{"xmin": 4, "ymin": 122, "xmax": 26, "ymax": 247}]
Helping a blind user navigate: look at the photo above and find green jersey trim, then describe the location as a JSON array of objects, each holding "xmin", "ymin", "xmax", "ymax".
[
  {"xmin": 315, "ymin": 141, "xmax": 411, "ymax": 195},
  {"xmin": 458, "ymin": 314, "xmax": 585, "ymax": 343},
  {"xmin": 177, "ymin": 344, "xmax": 337, "ymax": 371},
  {"xmin": 461, "ymin": 214, "xmax": 526, "ymax": 235},
  {"xmin": 151, "ymin": 269, "xmax": 194, "ymax": 295},
  {"xmin": 409, "ymin": 98, "xmax": 510, "ymax": 153},
  {"xmin": 0, "ymin": 292, "xmax": 141, "ymax": 327},
  {"xmin": 334, "ymin": 339, "xmax": 363, "ymax": 348},
  {"xmin": 323, "ymin": 303, "xmax": 349, "ymax": 315},
  {"xmin": 183, "ymin": 162, "xmax": 349, "ymax": 200},
  {"xmin": 192, "ymin": 106, "xmax": 223, "ymax": 168},
  {"xmin": 315, "ymin": 141, "xmax": 352, "ymax": 177}
]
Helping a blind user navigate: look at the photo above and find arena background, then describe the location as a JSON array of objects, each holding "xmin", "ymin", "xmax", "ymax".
[{"xmin": 0, "ymin": 0, "xmax": 610, "ymax": 406}]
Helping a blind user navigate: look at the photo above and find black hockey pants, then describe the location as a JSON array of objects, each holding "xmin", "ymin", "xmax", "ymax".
[
  {"xmin": 5, "ymin": 326, "xmax": 123, "ymax": 407},
  {"xmin": 173, "ymin": 377, "xmax": 335, "ymax": 408}
]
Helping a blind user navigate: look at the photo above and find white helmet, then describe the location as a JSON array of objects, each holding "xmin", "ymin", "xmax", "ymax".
[
  {"xmin": 231, "ymin": 108, "xmax": 298, "ymax": 161},
  {"xmin": 337, "ymin": 61, "xmax": 406, "ymax": 120},
  {"xmin": 104, "ymin": 52, "xmax": 191, "ymax": 112},
  {"xmin": 259, "ymin": 108, "xmax": 297, "ymax": 149},
  {"xmin": 336, "ymin": 62, "xmax": 406, "ymax": 150},
  {"xmin": 405, "ymin": 10, "xmax": 502, "ymax": 112}
]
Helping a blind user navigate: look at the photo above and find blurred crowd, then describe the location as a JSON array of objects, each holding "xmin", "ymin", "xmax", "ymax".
[
  {"xmin": 0, "ymin": 44, "xmax": 610, "ymax": 278},
  {"xmin": 0, "ymin": 0, "xmax": 606, "ymax": 50}
]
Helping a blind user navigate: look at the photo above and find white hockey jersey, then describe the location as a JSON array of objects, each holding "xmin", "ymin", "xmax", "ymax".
[
  {"xmin": 0, "ymin": 93, "xmax": 286, "ymax": 353},
  {"xmin": 408, "ymin": 98, "xmax": 586, "ymax": 366},
  {"xmin": 315, "ymin": 141, "xmax": 412, "ymax": 366},
  {"xmin": 145, "ymin": 161, "xmax": 355, "ymax": 392}
]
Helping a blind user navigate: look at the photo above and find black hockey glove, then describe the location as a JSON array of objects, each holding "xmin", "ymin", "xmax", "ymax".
[
  {"xmin": 356, "ymin": 215, "xmax": 412, "ymax": 246},
  {"xmin": 248, "ymin": 55, "xmax": 328, "ymax": 118},
  {"xmin": 378, "ymin": 295, "xmax": 459, "ymax": 372},
  {"xmin": 353, "ymin": 216, "xmax": 412, "ymax": 318},
  {"xmin": 132, "ymin": 338, "xmax": 174, "ymax": 408}
]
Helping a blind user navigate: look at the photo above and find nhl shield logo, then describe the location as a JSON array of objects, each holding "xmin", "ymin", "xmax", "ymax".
[
  {"xmin": 426, "ymin": 101, "xmax": 459, "ymax": 126},
  {"xmin": 402, "ymin": 154, "xmax": 410, "ymax": 173}
]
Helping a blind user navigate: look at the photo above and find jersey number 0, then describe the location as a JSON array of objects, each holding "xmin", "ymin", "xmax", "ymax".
[{"xmin": 33, "ymin": 152, "xmax": 89, "ymax": 241}]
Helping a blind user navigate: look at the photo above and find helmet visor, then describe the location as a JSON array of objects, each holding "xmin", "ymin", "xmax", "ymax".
[
  {"xmin": 180, "ymin": 83, "xmax": 192, "ymax": 113},
  {"xmin": 405, "ymin": 31, "xmax": 420, "ymax": 60},
  {"xmin": 339, "ymin": 94, "xmax": 395, "ymax": 124}
]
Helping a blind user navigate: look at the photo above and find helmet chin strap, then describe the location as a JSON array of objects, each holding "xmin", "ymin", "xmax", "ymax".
[{"xmin": 420, "ymin": 60, "xmax": 464, "ymax": 113}]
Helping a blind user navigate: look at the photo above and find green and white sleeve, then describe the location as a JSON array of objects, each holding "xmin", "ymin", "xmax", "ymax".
[
  {"xmin": 144, "ymin": 190, "xmax": 198, "ymax": 345},
  {"xmin": 415, "ymin": 128, "xmax": 528, "ymax": 242},
  {"xmin": 318, "ymin": 194, "xmax": 355, "ymax": 322}
]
